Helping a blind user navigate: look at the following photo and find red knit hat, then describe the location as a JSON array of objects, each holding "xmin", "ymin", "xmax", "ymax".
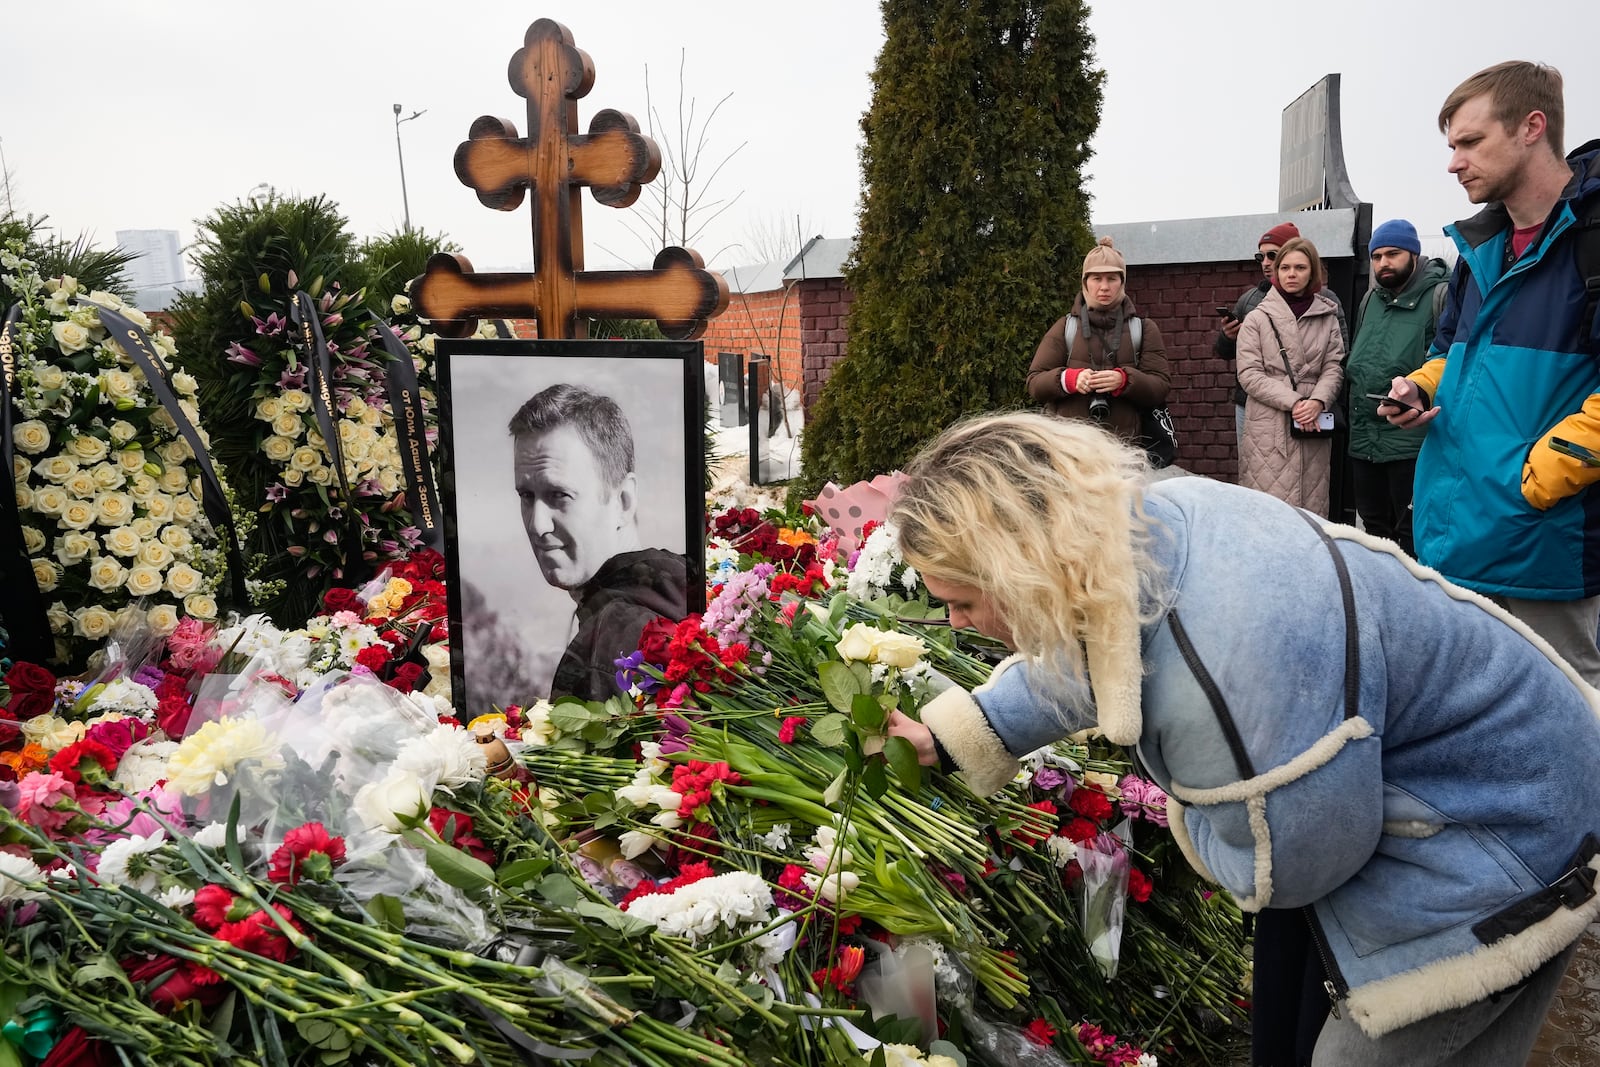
[{"xmin": 1259, "ymin": 222, "xmax": 1301, "ymax": 249}]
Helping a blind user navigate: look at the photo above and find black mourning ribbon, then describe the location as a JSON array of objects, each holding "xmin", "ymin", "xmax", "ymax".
[
  {"xmin": 0, "ymin": 303, "xmax": 53, "ymax": 661},
  {"xmin": 88, "ymin": 302, "xmax": 250, "ymax": 609},
  {"xmin": 367, "ymin": 315, "xmax": 442, "ymax": 552},
  {"xmin": 288, "ymin": 291, "xmax": 371, "ymax": 585}
]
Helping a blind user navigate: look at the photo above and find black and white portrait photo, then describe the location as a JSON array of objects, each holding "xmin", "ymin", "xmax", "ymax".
[{"xmin": 436, "ymin": 339, "xmax": 706, "ymax": 712}]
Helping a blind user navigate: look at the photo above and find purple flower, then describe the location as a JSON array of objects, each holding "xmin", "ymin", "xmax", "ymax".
[
  {"xmin": 613, "ymin": 649, "xmax": 659, "ymax": 696},
  {"xmin": 225, "ymin": 341, "xmax": 261, "ymax": 367},
  {"xmin": 1033, "ymin": 767, "xmax": 1068, "ymax": 791},
  {"xmin": 0, "ymin": 779, "xmax": 18, "ymax": 813},
  {"xmin": 132, "ymin": 664, "xmax": 165, "ymax": 691},
  {"xmin": 659, "ymin": 712, "xmax": 694, "ymax": 754},
  {"xmin": 278, "ymin": 368, "xmax": 307, "ymax": 390},
  {"xmin": 265, "ymin": 484, "xmax": 290, "ymax": 503},
  {"xmin": 252, "ymin": 313, "xmax": 287, "ymax": 337}
]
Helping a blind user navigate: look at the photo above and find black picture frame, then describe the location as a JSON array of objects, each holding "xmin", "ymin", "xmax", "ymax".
[{"xmin": 434, "ymin": 338, "xmax": 707, "ymax": 712}]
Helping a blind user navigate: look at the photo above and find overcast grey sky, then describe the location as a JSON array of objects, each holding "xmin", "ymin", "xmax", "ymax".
[{"xmin": 3, "ymin": 0, "xmax": 1594, "ymax": 280}]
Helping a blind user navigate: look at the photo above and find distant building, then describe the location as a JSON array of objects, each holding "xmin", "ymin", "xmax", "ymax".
[{"xmin": 115, "ymin": 229, "xmax": 197, "ymax": 310}]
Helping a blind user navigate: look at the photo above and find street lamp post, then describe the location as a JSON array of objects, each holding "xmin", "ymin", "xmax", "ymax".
[
  {"xmin": 0, "ymin": 137, "xmax": 12, "ymax": 217},
  {"xmin": 393, "ymin": 104, "xmax": 427, "ymax": 231}
]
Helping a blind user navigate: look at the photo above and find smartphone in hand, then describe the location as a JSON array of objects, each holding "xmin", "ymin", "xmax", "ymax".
[
  {"xmin": 1364, "ymin": 392, "xmax": 1423, "ymax": 415},
  {"xmin": 1549, "ymin": 437, "xmax": 1600, "ymax": 467},
  {"xmin": 1214, "ymin": 305, "xmax": 1234, "ymax": 320}
]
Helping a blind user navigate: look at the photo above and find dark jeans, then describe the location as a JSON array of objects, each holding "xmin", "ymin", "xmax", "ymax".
[
  {"xmin": 1251, "ymin": 909, "xmax": 1329, "ymax": 1067},
  {"xmin": 1350, "ymin": 457, "xmax": 1417, "ymax": 556}
]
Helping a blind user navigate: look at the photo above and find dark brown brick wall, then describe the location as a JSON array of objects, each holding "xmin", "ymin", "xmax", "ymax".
[{"xmin": 797, "ymin": 278, "xmax": 855, "ymax": 414}]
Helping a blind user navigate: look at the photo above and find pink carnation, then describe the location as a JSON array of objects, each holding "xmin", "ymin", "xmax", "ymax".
[{"xmin": 16, "ymin": 771, "xmax": 78, "ymax": 833}]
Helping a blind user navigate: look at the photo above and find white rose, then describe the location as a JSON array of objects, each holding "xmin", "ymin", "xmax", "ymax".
[
  {"xmin": 345, "ymin": 397, "xmax": 369, "ymax": 421},
  {"xmin": 123, "ymin": 565, "xmax": 164, "ymax": 598},
  {"xmin": 171, "ymin": 371, "xmax": 197, "ymax": 396},
  {"xmin": 377, "ymin": 469, "xmax": 400, "ymax": 494},
  {"xmin": 95, "ymin": 492, "xmax": 135, "ymax": 526},
  {"xmin": 159, "ymin": 525, "xmax": 193, "ymax": 553},
  {"xmin": 107, "ymin": 421, "xmax": 137, "ymax": 445},
  {"xmin": 85, "ymin": 553, "xmax": 126, "ymax": 589},
  {"xmin": 85, "ymin": 289, "xmax": 124, "ymax": 311},
  {"xmin": 145, "ymin": 604, "xmax": 180, "ymax": 636},
  {"xmin": 126, "ymin": 473, "xmax": 157, "ymax": 503},
  {"xmin": 271, "ymin": 412, "xmax": 304, "ymax": 438},
  {"xmin": 13, "ymin": 456, "xmax": 30, "ymax": 482},
  {"xmin": 361, "ymin": 405, "xmax": 383, "ymax": 429},
  {"xmin": 54, "ymin": 530, "xmax": 95, "ymax": 564},
  {"xmin": 74, "ymin": 605, "xmax": 115, "ymax": 639},
  {"xmin": 63, "ymin": 472, "xmax": 98, "ymax": 498},
  {"xmin": 419, "ymin": 334, "xmax": 437, "ymax": 355},
  {"xmin": 281, "ymin": 390, "xmax": 311, "ymax": 412},
  {"xmin": 261, "ymin": 435, "xmax": 295, "ymax": 463},
  {"xmin": 100, "ymin": 370, "xmax": 138, "ymax": 400},
  {"xmin": 289, "ymin": 447, "xmax": 322, "ymax": 473},
  {"xmin": 164, "ymin": 563, "xmax": 203, "ymax": 597},
  {"xmin": 46, "ymin": 601, "xmax": 70, "ymax": 634},
  {"xmin": 158, "ymin": 441, "xmax": 191, "ymax": 468},
  {"xmin": 352, "ymin": 768, "xmax": 434, "ymax": 833},
  {"xmin": 307, "ymin": 467, "xmax": 331, "ymax": 486},
  {"xmin": 91, "ymin": 464, "xmax": 126, "ymax": 490},
  {"xmin": 38, "ymin": 456, "xmax": 78, "ymax": 483},
  {"xmin": 170, "ymin": 496, "xmax": 199, "ymax": 525},
  {"xmin": 835, "ymin": 623, "xmax": 925, "ymax": 668},
  {"xmin": 143, "ymin": 493, "xmax": 174, "ymax": 521},
  {"xmin": 52, "ymin": 320, "xmax": 91, "ymax": 353},
  {"xmin": 59, "ymin": 500, "xmax": 97, "ymax": 531},
  {"xmin": 255, "ymin": 397, "xmax": 282, "ymax": 422},
  {"xmin": 66, "ymin": 435, "xmax": 109, "ymax": 464},
  {"xmin": 158, "ymin": 469, "xmax": 188, "ymax": 496},
  {"xmin": 391, "ymin": 294, "xmax": 412, "ymax": 315},
  {"xmin": 35, "ymin": 366, "xmax": 66, "ymax": 391},
  {"xmin": 137, "ymin": 541, "xmax": 173, "ymax": 569},
  {"xmin": 182, "ymin": 593, "xmax": 217, "ymax": 620},
  {"xmin": 32, "ymin": 486, "xmax": 67, "ymax": 516},
  {"xmin": 282, "ymin": 468, "xmax": 304, "ymax": 487},
  {"xmin": 31, "ymin": 558, "xmax": 60, "ymax": 592},
  {"xmin": 130, "ymin": 517, "xmax": 158, "ymax": 540},
  {"xmin": 117, "ymin": 449, "xmax": 147, "ymax": 473},
  {"xmin": 13, "ymin": 421, "xmax": 51, "ymax": 455},
  {"xmin": 102, "ymin": 526, "xmax": 141, "ymax": 557},
  {"xmin": 22, "ymin": 526, "xmax": 46, "ymax": 555}
]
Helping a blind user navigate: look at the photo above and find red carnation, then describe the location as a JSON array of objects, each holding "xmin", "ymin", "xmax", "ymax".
[
  {"xmin": 1022, "ymin": 1018, "xmax": 1057, "ymax": 1047},
  {"xmin": 49, "ymin": 739, "xmax": 120, "ymax": 785},
  {"xmin": 215, "ymin": 903, "xmax": 303, "ymax": 963},
  {"xmin": 191, "ymin": 884, "xmax": 237, "ymax": 931},
  {"xmin": 1061, "ymin": 818, "xmax": 1100, "ymax": 844},
  {"xmin": 354, "ymin": 644, "xmax": 392, "ymax": 674},
  {"xmin": 122, "ymin": 954, "xmax": 228, "ymax": 1011},
  {"xmin": 1128, "ymin": 865, "xmax": 1154, "ymax": 904},
  {"xmin": 5, "ymin": 662, "xmax": 57, "ymax": 721},
  {"xmin": 268, "ymin": 822, "xmax": 347, "ymax": 887},
  {"xmin": 1068, "ymin": 784, "xmax": 1114, "ymax": 823}
]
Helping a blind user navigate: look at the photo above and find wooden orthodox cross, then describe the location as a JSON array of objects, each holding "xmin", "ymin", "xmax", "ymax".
[{"xmin": 412, "ymin": 18, "xmax": 728, "ymax": 340}]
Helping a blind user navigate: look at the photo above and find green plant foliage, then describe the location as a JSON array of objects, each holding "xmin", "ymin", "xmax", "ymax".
[
  {"xmin": 794, "ymin": 0, "xmax": 1102, "ymax": 498},
  {"xmin": 359, "ymin": 227, "xmax": 460, "ymax": 313},
  {"xmin": 0, "ymin": 213, "xmax": 135, "ymax": 298}
]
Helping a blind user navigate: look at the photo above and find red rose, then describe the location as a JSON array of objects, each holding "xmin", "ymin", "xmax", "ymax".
[
  {"xmin": 428, "ymin": 808, "xmax": 494, "ymax": 865},
  {"xmin": 389, "ymin": 662, "xmax": 425, "ymax": 694},
  {"xmin": 122, "ymin": 954, "xmax": 229, "ymax": 1011},
  {"xmin": 5, "ymin": 662, "xmax": 57, "ymax": 721},
  {"xmin": 354, "ymin": 644, "xmax": 392, "ymax": 674},
  {"xmin": 40, "ymin": 1026, "xmax": 115, "ymax": 1067},
  {"xmin": 155, "ymin": 692, "xmax": 194, "ymax": 737},
  {"xmin": 1068, "ymin": 784, "xmax": 1114, "ymax": 822},
  {"xmin": 191, "ymin": 884, "xmax": 236, "ymax": 931},
  {"xmin": 1061, "ymin": 818, "xmax": 1100, "ymax": 844},
  {"xmin": 322, "ymin": 587, "xmax": 362, "ymax": 615},
  {"xmin": 1128, "ymin": 866, "xmax": 1154, "ymax": 903}
]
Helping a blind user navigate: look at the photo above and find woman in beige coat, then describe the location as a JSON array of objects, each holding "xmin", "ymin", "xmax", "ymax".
[{"xmin": 1236, "ymin": 237, "xmax": 1345, "ymax": 516}]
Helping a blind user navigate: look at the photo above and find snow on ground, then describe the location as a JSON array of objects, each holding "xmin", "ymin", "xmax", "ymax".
[{"xmin": 703, "ymin": 362, "xmax": 803, "ymax": 514}]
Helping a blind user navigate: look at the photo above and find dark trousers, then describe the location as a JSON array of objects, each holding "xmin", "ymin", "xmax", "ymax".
[
  {"xmin": 1251, "ymin": 909, "xmax": 1329, "ymax": 1067},
  {"xmin": 1349, "ymin": 457, "xmax": 1417, "ymax": 556}
]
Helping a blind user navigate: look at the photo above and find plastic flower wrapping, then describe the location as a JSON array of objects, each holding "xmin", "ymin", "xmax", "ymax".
[
  {"xmin": 0, "ymin": 490, "xmax": 1249, "ymax": 1066},
  {"xmin": 1, "ymin": 244, "xmax": 235, "ymax": 665}
]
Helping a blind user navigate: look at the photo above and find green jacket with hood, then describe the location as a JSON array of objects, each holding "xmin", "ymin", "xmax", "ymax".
[{"xmin": 1344, "ymin": 256, "xmax": 1450, "ymax": 462}]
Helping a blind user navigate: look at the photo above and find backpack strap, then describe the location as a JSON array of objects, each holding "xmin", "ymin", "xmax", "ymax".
[
  {"xmin": 1352, "ymin": 288, "xmax": 1376, "ymax": 340},
  {"xmin": 1064, "ymin": 314, "xmax": 1143, "ymax": 363},
  {"xmin": 1575, "ymin": 210, "xmax": 1600, "ymax": 353}
]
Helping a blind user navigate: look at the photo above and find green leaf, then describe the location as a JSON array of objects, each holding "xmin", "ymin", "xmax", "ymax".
[
  {"xmin": 537, "ymin": 873, "xmax": 582, "ymax": 909},
  {"xmin": 884, "ymin": 736, "xmax": 924, "ymax": 790},
  {"xmin": 72, "ymin": 955, "xmax": 135, "ymax": 994},
  {"xmin": 811, "ymin": 712, "xmax": 850, "ymax": 748},
  {"xmin": 363, "ymin": 893, "xmax": 407, "ymax": 933},
  {"xmin": 495, "ymin": 857, "xmax": 551, "ymax": 889},
  {"xmin": 822, "ymin": 768, "xmax": 848, "ymax": 807},
  {"xmin": 851, "ymin": 692, "xmax": 886, "ymax": 731},
  {"xmin": 928, "ymin": 1040, "xmax": 966, "ymax": 1065},
  {"xmin": 224, "ymin": 793, "xmax": 247, "ymax": 875},
  {"xmin": 574, "ymin": 899, "xmax": 654, "ymax": 937},
  {"xmin": 209, "ymin": 990, "xmax": 238, "ymax": 1043},
  {"xmin": 862, "ymin": 757, "xmax": 889, "ymax": 799},
  {"xmin": 400, "ymin": 829, "xmax": 495, "ymax": 892},
  {"xmin": 0, "ymin": 1040, "xmax": 21, "ymax": 1067},
  {"xmin": 817, "ymin": 661, "xmax": 861, "ymax": 714},
  {"xmin": 848, "ymin": 660, "xmax": 874, "ymax": 692},
  {"xmin": 296, "ymin": 1018, "xmax": 353, "ymax": 1052}
]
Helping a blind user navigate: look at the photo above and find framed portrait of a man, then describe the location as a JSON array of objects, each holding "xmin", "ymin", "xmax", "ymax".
[{"xmin": 435, "ymin": 339, "xmax": 707, "ymax": 713}]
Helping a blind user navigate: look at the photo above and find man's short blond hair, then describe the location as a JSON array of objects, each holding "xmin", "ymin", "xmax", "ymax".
[{"xmin": 1439, "ymin": 61, "xmax": 1565, "ymax": 158}]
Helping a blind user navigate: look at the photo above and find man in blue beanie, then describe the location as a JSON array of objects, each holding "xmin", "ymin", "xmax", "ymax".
[{"xmin": 1344, "ymin": 219, "xmax": 1450, "ymax": 555}]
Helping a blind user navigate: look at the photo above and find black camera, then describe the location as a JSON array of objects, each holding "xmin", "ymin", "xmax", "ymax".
[{"xmin": 1088, "ymin": 395, "xmax": 1110, "ymax": 422}]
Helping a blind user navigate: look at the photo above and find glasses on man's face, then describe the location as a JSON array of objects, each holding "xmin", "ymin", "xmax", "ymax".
[{"xmin": 1254, "ymin": 250, "xmax": 1279, "ymax": 265}]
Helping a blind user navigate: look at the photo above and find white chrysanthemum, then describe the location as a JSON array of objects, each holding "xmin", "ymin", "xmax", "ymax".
[
  {"xmin": 87, "ymin": 678, "xmax": 158, "ymax": 715},
  {"xmin": 164, "ymin": 717, "xmax": 283, "ymax": 796},
  {"xmin": 191, "ymin": 822, "xmax": 229, "ymax": 848},
  {"xmin": 0, "ymin": 853, "xmax": 45, "ymax": 902},
  {"xmin": 757, "ymin": 823, "xmax": 793, "ymax": 853},
  {"xmin": 114, "ymin": 739, "xmax": 180, "ymax": 793},
  {"xmin": 97, "ymin": 831, "xmax": 167, "ymax": 893},
  {"xmin": 394, "ymin": 723, "xmax": 487, "ymax": 790},
  {"xmin": 845, "ymin": 520, "xmax": 907, "ymax": 600},
  {"xmin": 1045, "ymin": 835, "xmax": 1078, "ymax": 869},
  {"xmin": 1137, "ymin": 1055, "xmax": 1159, "ymax": 1067},
  {"xmin": 156, "ymin": 885, "xmax": 196, "ymax": 910},
  {"xmin": 625, "ymin": 871, "xmax": 775, "ymax": 943}
]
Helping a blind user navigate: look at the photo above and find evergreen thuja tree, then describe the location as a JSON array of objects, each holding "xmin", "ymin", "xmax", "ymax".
[{"xmin": 796, "ymin": 0, "xmax": 1102, "ymax": 496}]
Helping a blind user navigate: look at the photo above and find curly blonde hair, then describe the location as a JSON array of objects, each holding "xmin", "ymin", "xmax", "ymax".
[{"xmin": 890, "ymin": 413, "xmax": 1168, "ymax": 726}]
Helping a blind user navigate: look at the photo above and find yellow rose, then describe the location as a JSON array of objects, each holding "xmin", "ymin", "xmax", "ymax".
[
  {"xmin": 13, "ymin": 456, "xmax": 30, "ymax": 482},
  {"xmin": 107, "ymin": 420, "xmax": 137, "ymax": 445},
  {"xmin": 127, "ymin": 474, "xmax": 157, "ymax": 503},
  {"xmin": 21, "ymin": 526, "xmax": 46, "ymax": 554},
  {"xmin": 54, "ymin": 530, "xmax": 95, "ymax": 564},
  {"xmin": 345, "ymin": 397, "xmax": 369, "ymax": 421},
  {"xmin": 183, "ymin": 593, "xmax": 218, "ymax": 621},
  {"xmin": 35, "ymin": 366, "xmax": 66, "ymax": 391},
  {"xmin": 38, "ymin": 455, "xmax": 78, "ymax": 483},
  {"xmin": 271, "ymin": 412, "xmax": 304, "ymax": 438},
  {"xmin": 158, "ymin": 468, "xmax": 189, "ymax": 494},
  {"xmin": 22, "ymin": 714, "xmax": 85, "ymax": 751},
  {"xmin": 15, "ymin": 485, "xmax": 33, "ymax": 510},
  {"xmin": 164, "ymin": 562, "xmax": 203, "ymax": 596},
  {"xmin": 146, "ymin": 603, "xmax": 180, "ymax": 635},
  {"xmin": 137, "ymin": 541, "xmax": 173, "ymax": 569},
  {"xmin": 159, "ymin": 525, "xmax": 193, "ymax": 553},
  {"xmin": 307, "ymin": 467, "xmax": 332, "ymax": 486},
  {"xmin": 143, "ymin": 493, "xmax": 174, "ymax": 522},
  {"xmin": 31, "ymin": 558, "xmax": 59, "ymax": 592},
  {"xmin": 59, "ymin": 500, "xmax": 97, "ymax": 531},
  {"xmin": 124, "ymin": 565, "xmax": 164, "ymax": 597},
  {"xmin": 102, "ymin": 526, "xmax": 141, "ymax": 557},
  {"xmin": 66, "ymin": 435, "xmax": 109, "ymax": 464},
  {"xmin": 170, "ymin": 496, "xmax": 199, "ymax": 525},
  {"xmin": 280, "ymin": 390, "xmax": 312, "ymax": 412},
  {"xmin": 130, "ymin": 516, "xmax": 159, "ymax": 539},
  {"xmin": 282, "ymin": 469, "xmax": 304, "ymax": 487},
  {"xmin": 255, "ymin": 397, "xmax": 283, "ymax": 422},
  {"xmin": 63, "ymin": 472, "xmax": 99, "ymax": 499},
  {"xmin": 117, "ymin": 448, "xmax": 147, "ymax": 473},
  {"xmin": 13, "ymin": 421, "xmax": 51, "ymax": 455},
  {"xmin": 91, "ymin": 464, "xmax": 126, "ymax": 490},
  {"xmin": 289, "ymin": 447, "xmax": 322, "ymax": 473},
  {"xmin": 52, "ymin": 319, "xmax": 92, "ymax": 353},
  {"xmin": 100, "ymin": 370, "xmax": 138, "ymax": 400},
  {"xmin": 73, "ymin": 606, "xmax": 115, "ymax": 639},
  {"xmin": 32, "ymin": 486, "xmax": 67, "ymax": 516},
  {"xmin": 94, "ymin": 492, "xmax": 135, "ymax": 526},
  {"xmin": 261, "ymin": 435, "xmax": 295, "ymax": 463},
  {"xmin": 86, "ymin": 555, "xmax": 128, "ymax": 591}
]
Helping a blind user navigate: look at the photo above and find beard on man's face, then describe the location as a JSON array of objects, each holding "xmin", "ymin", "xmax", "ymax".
[{"xmin": 1376, "ymin": 253, "xmax": 1417, "ymax": 290}]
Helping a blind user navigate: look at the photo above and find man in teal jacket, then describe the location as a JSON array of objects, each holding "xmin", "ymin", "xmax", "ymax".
[
  {"xmin": 1382, "ymin": 61, "xmax": 1600, "ymax": 685},
  {"xmin": 1344, "ymin": 218, "xmax": 1449, "ymax": 556}
]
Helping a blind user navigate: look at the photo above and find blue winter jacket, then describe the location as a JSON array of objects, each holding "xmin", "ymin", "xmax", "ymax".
[
  {"xmin": 1408, "ymin": 140, "xmax": 1600, "ymax": 599},
  {"xmin": 920, "ymin": 478, "xmax": 1600, "ymax": 1038}
]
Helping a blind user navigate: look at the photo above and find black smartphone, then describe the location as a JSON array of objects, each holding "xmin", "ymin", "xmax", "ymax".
[
  {"xmin": 1549, "ymin": 437, "xmax": 1600, "ymax": 467},
  {"xmin": 1214, "ymin": 305, "xmax": 1233, "ymax": 319},
  {"xmin": 1364, "ymin": 392, "xmax": 1422, "ymax": 415}
]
